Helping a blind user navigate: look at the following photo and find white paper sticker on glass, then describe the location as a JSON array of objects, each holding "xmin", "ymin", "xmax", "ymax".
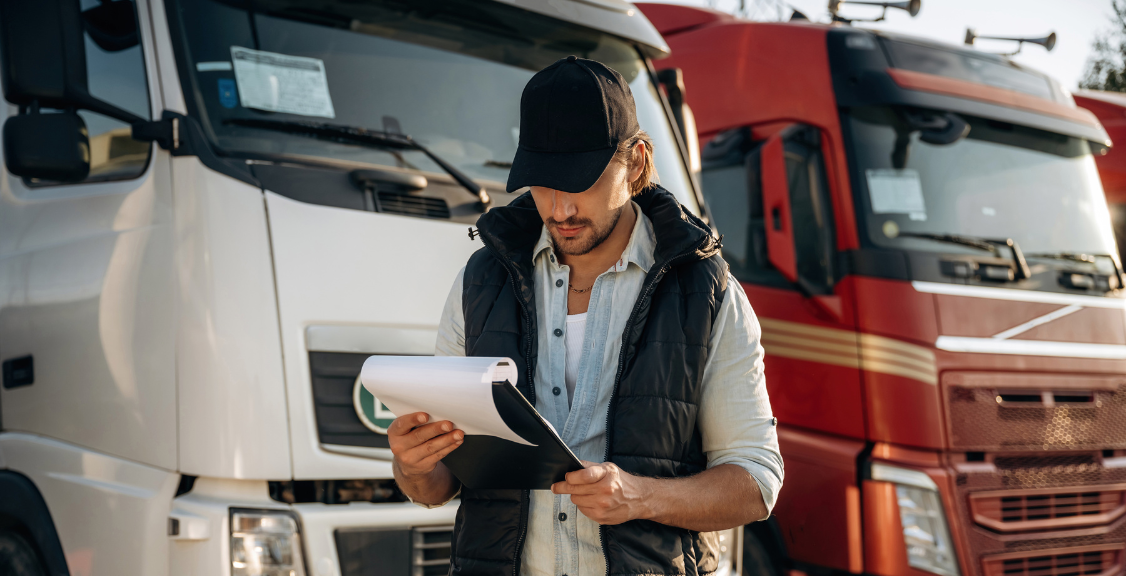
[
  {"xmin": 230, "ymin": 46, "xmax": 335, "ymax": 118},
  {"xmin": 866, "ymin": 169, "xmax": 926, "ymax": 219}
]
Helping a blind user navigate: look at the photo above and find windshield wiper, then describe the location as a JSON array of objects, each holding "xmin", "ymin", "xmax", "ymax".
[
  {"xmin": 224, "ymin": 118, "xmax": 491, "ymax": 208},
  {"xmin": 897, "ymin": 232, "xmax": 1031, "ymax": 280},
  {"xmin": 1026, "ymin": 252, "xmax": 1125, "ymax": 288},
  {"xmin": 897, "ymin": 232, "xmax": 996, "ymax": 254},
  {"xmin": 1026, "ymin": 252, "xmax": 1097, "ymax": 264}
]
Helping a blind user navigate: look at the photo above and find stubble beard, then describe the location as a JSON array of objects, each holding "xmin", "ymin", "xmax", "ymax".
[{"xmin": 548, "ymin": 204, "xmax": 625, "ymax": 257}]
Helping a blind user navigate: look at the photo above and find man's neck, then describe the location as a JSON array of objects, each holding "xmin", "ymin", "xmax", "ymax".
[{"xmin": 558, "ymin": 201, "xmax": 638, "ymax": 277}]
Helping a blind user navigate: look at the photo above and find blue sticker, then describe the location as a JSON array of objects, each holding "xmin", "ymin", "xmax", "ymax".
[{"xmin": 218, "ymin": 78, "xmax": 238, "ymax": 109}]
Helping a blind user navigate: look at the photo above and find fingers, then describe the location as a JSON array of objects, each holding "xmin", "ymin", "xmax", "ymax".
[
  {"xmin": 552, "ymin": 481, "xmax": 601, "ymax": 495},
  {"xmin": 389, "ymin": 418, "xmax": 455, "ymax": 450},
  {"xmin": 416, "ymin": 432, "xmax": 465, "ymax": 466},
  {"xmin": 566, "ymin": 464, "xmax": 608, "ymax": 485},
  {"xmin": 395, "ymin": 429, "xmax": 465, "ymax": 476},
  {"xmin": 386, "ymin": 412, "xmax": 429, "ymax": 436},
  {"xmin": 388, "ymin": 411, "xmax": 465, "ymax": 477},
  {"xmin": 552, "ymin": 463, "xmax": 612, "ymax": 495}
]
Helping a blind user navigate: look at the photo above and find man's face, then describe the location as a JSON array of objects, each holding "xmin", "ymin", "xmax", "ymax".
[{"xmin": 529, "ymin": 147, "xmax": 641, "ymax": 256}]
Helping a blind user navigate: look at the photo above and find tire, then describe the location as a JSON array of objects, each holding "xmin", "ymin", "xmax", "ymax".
[
  {"xmin": 742, "ymin": 531, "xmax": 781, "ymax": 576},
  {"xmin": 0, "ymin": 531, "xmax": 46, "ymax": 576}
]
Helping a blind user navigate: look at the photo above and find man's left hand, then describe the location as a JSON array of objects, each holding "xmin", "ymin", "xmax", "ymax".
[{"xmin": 551, "ymin": 461, "xmax": 651, "ymax": 525}]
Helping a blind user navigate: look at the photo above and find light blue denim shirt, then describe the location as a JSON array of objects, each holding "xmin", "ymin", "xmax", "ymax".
[{"xmin": 435, "ymin": 202, "xmax": 783, "ymax": 576}]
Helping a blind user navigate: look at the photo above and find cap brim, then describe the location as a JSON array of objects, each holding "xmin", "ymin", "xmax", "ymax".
[{"xmin": 505, "ymin": 145, "xmax": 616, "ymax": 193}]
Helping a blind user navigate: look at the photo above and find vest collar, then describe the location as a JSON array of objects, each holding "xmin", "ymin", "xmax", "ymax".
[{"xmin": 476, "ymin": 185, "xmax": 718, "ymax": 276}]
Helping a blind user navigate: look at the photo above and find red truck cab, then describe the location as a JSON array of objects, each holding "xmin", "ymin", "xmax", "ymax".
[{"xmin": 639, "ymin": 5, "xmax": 1126, "ymax": 576}]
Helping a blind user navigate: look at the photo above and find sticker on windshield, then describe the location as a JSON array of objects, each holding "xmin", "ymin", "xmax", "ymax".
[
  {"xmin": 217, "ymin": 79, "xmax": 237, "ymax": 109},
  {"xmin": 866, "ymin": 169, "xmax": 926, "ymax": 220},
  {"xmin": 230, "ymin": 46, "xmax": 335, "ymax": 118}
]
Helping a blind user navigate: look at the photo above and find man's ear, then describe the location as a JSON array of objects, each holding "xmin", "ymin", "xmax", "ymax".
[{"xmin": 626, "ymin": 142, "xmax": 646, "ymax": 184}]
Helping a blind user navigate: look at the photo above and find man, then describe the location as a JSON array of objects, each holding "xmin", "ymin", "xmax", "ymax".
[{"xmin": 388, "ymin": 56, "xmax": 783, "ymax": 576}]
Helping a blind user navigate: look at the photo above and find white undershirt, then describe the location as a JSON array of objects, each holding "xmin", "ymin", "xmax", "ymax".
[{"xmin": 563, "ymin": 313, "xmax": 587, "ymax": 406}]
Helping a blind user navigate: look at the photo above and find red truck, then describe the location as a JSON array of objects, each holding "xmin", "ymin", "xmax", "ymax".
[
  {"xmin": 638, "ymin": 5, "xmax": 1126, "ymax": 576},
  {"xmin": 1074, "ymin": 90, "xmax": 1126, "ymax": 261}
]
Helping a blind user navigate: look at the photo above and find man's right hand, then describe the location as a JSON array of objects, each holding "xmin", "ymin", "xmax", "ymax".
[{"xmin": 388, "ymin": 412, "xmax": 465, "ymax": 477}]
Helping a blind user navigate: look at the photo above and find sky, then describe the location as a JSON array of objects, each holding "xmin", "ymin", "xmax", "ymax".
[{"xmin": 656, "ymin": 0, "xmax": 1116, "ymax": 90}]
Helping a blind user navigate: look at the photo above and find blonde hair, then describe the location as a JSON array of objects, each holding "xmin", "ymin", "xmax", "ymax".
[{"xmin": 615, "ymin": 130, "xmax": 658, "ymax": 196}]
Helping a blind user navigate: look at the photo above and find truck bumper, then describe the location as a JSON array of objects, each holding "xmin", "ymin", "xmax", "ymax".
[{"xmin": 170, "ymin": 477, "xmax": 457, "ymax": 576}]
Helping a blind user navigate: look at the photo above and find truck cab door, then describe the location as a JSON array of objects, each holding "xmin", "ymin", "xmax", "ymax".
[
  {"xmin": 699, "ymin": 123, "xmax": 867, "ymax": 572},
  {"xmin": 0, "ymin": 0, "xmax": 177, "ymax": 470},
  {"xmin": 701, "ymin": 123, "xmax": 864, "ymax": 437}
]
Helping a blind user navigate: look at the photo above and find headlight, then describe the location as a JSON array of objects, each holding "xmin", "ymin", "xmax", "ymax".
[
  {"xmin": 231, "ymin": 509, "xmax": 307, "ymax": 576},
  {"xmin": 872, "ymin": 463, "xmax": 959, "ymax": 576}
]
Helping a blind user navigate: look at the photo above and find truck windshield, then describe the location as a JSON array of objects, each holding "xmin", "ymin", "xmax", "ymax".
[
  {"xmin": 846, "ymin": 106, "xmax": 1117, "ymax": 259},
  {"xmin": 167, "ymin": 0, "xmax": 698, "ymax": 212}
]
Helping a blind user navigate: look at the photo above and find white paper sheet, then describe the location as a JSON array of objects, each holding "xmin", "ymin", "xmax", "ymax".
[
  {"xmin": 866, "ymin": 168, "xmax": 926, "ymax": 219},
  {"xmin": 359, "ymin": 356, "xmax": 533, "ymax": 446},
  {"xmin": 230, "ymin": 46, "xmax": 336, "ymax": 118}
]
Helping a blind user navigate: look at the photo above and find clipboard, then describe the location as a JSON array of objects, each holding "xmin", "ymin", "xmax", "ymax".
[{"xmin": 440, "ymin": 380, "xmax": 584, "ymax": 490}]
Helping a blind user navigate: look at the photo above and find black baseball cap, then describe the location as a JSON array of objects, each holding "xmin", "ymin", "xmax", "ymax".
[{"xmin": 506, "ymin": 56, "xmax": 640, "ymax": 193}]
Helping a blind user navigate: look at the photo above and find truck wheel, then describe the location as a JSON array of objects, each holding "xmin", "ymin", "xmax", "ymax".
[
  {"xmin": 0, "ymin": 532, "xmax": 46, "ymax": 576},
  {"xmin": 742, "ymin": 531, "xmax": 780, "ymax": 576}
]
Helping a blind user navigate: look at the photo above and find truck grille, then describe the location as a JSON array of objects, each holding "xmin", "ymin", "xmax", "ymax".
[
  {"xmin": 970, "ymin": 485, "xmax": 1126, "ymax": 533},
  {"xmin": 309, "ymin": 352, "xmax": 390, "ymax": 449},
  {"xmin": 413, "ymin": 526, "xmax": 454, "ymax": 576},
  {"xmin": 335, "ymin": 525, "xmax": 452, "ymax": 576},
  {"xmin": 954, "ymin": 453, "xmax": 1126, "ymax": 576},
  {"xmin": 378, "ymin": 192, "xmax": 450, "ymax": 219},
  {"xmin": 980, "ymin": 544, "xmax": 1123, "ymax": 576},
  {"xmin": 943, "ymin": 373, "xmax": 1126, "ymax": 452}
]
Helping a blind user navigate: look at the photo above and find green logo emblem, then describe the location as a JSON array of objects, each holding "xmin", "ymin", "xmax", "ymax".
[{"xmin": 353, "ymin": 375, "xmax": 396, "ymax": 434}]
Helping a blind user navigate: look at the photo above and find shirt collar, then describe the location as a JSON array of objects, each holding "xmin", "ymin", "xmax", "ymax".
[{"xmin": 533, "ymin": 201, "xmax": 656, "ymax": 273}]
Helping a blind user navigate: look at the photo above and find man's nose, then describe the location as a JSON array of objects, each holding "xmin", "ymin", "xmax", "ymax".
[{"xmin": 551, "ymin": 190, "xmax": 577, "ymax": 221}]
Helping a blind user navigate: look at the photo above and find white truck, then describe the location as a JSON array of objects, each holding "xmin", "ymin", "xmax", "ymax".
[{"xmin": 0, "ymin": 0, "xmax": 730, "ymax": 575}]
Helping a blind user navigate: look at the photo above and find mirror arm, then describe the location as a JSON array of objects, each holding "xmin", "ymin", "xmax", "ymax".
[
  {"xmin": 132, "ymin": 116, "xmax": 179, "ymax": 151},
  {"xmin": 68, "ymin": 92, "xmax": 145, "ymax": 125}
]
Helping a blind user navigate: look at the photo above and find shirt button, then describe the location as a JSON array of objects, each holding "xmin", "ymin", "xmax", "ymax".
[
  {"xmin": 559, "ymin": 512, "xmax": 567, "ymax": 521},
  {"xmin": 553, "ymin": 387, "xmax": 561, "ymax": 396},
  {"xmin": 556, "ymin": 279, "xmax": 563, "ymax": 287},
  {"xmin": 771, "ymin": 417, "xmax": 778, "ymax": 426},
  {"xmin": 554, "ymin": 328, "xmax": 563, "ymax": 337},
  {"xmin": 550, "ymin": 254, "xmax": 556, "ymax": 263}
]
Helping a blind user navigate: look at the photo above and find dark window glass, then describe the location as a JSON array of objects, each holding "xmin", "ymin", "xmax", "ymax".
[
  {"xmin": 700, "ymin": 126, "xmax": 836, "ymax": 292},
  {"xmin": 1109, "ymin": 203, "xmax": 1126, "ymax": 264},
  {"xmin": 784, "ymin": 129, "xmax": 836, "ymax": 291},
  {"xmin": 846, "ymin": 106, "xmax": 1117, "ymax": 259},
  {"xmin": 166, "ymin": 0, "xmax": 699, "ymax": 210},
  {"xmin": 76, "ymin": 0, "xmax": 151, "ymax": 182}
]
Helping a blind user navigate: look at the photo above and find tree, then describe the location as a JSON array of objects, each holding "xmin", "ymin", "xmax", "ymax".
[{"xmin": 1080, "ymin": 0, "xmax": 1126, "ymax": 92}]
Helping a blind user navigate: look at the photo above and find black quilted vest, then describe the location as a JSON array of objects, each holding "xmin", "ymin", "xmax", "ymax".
[{"xmin": 451, "ymin": 186, "xmax": 729, "ymax": 576}]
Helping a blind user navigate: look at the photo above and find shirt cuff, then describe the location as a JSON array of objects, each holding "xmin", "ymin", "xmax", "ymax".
[
  {"xmin": 709, "ymin": 458, "xmax": 783, "ymax": 514},
  {"xmin": 407, "ymin": 487, "xmax": 462, "ymax": 509}
]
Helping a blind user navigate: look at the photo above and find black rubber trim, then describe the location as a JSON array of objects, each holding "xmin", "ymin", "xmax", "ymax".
[
  {"xmin": 162, "ymin": 111, "xmax": 258, "ymax": 187},
  {"xmin": 0, "ymin": 471, "xmax": 70, "ymax": 576}
]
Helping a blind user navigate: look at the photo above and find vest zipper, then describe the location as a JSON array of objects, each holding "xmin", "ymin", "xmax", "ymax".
[
  {"xmin": 481, "ymin": 241, "xmax": 535, "ymax": 576},
  {"xmin": 599, "ymin": 236, "xmax": 711, "ymax": 576}
]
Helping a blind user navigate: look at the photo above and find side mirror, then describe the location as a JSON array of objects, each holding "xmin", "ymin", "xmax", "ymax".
[
  {"xmin": 82, "ymin": 1, "xmax": 141, "ymax": 53},
  {"xmin": 760, "ymin": 132, "xmax": 798, "ymax": 283},
  {"xmin": 0, "ymin": 0, "xmax": 144, "ymax": 118},
  {"xmin": 3, "ymin": 112, "xmax": 91, "ymax": 182},
  {"xmin": 0, "ymin": 0, "xmax": 88, "ymax": 110}
]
